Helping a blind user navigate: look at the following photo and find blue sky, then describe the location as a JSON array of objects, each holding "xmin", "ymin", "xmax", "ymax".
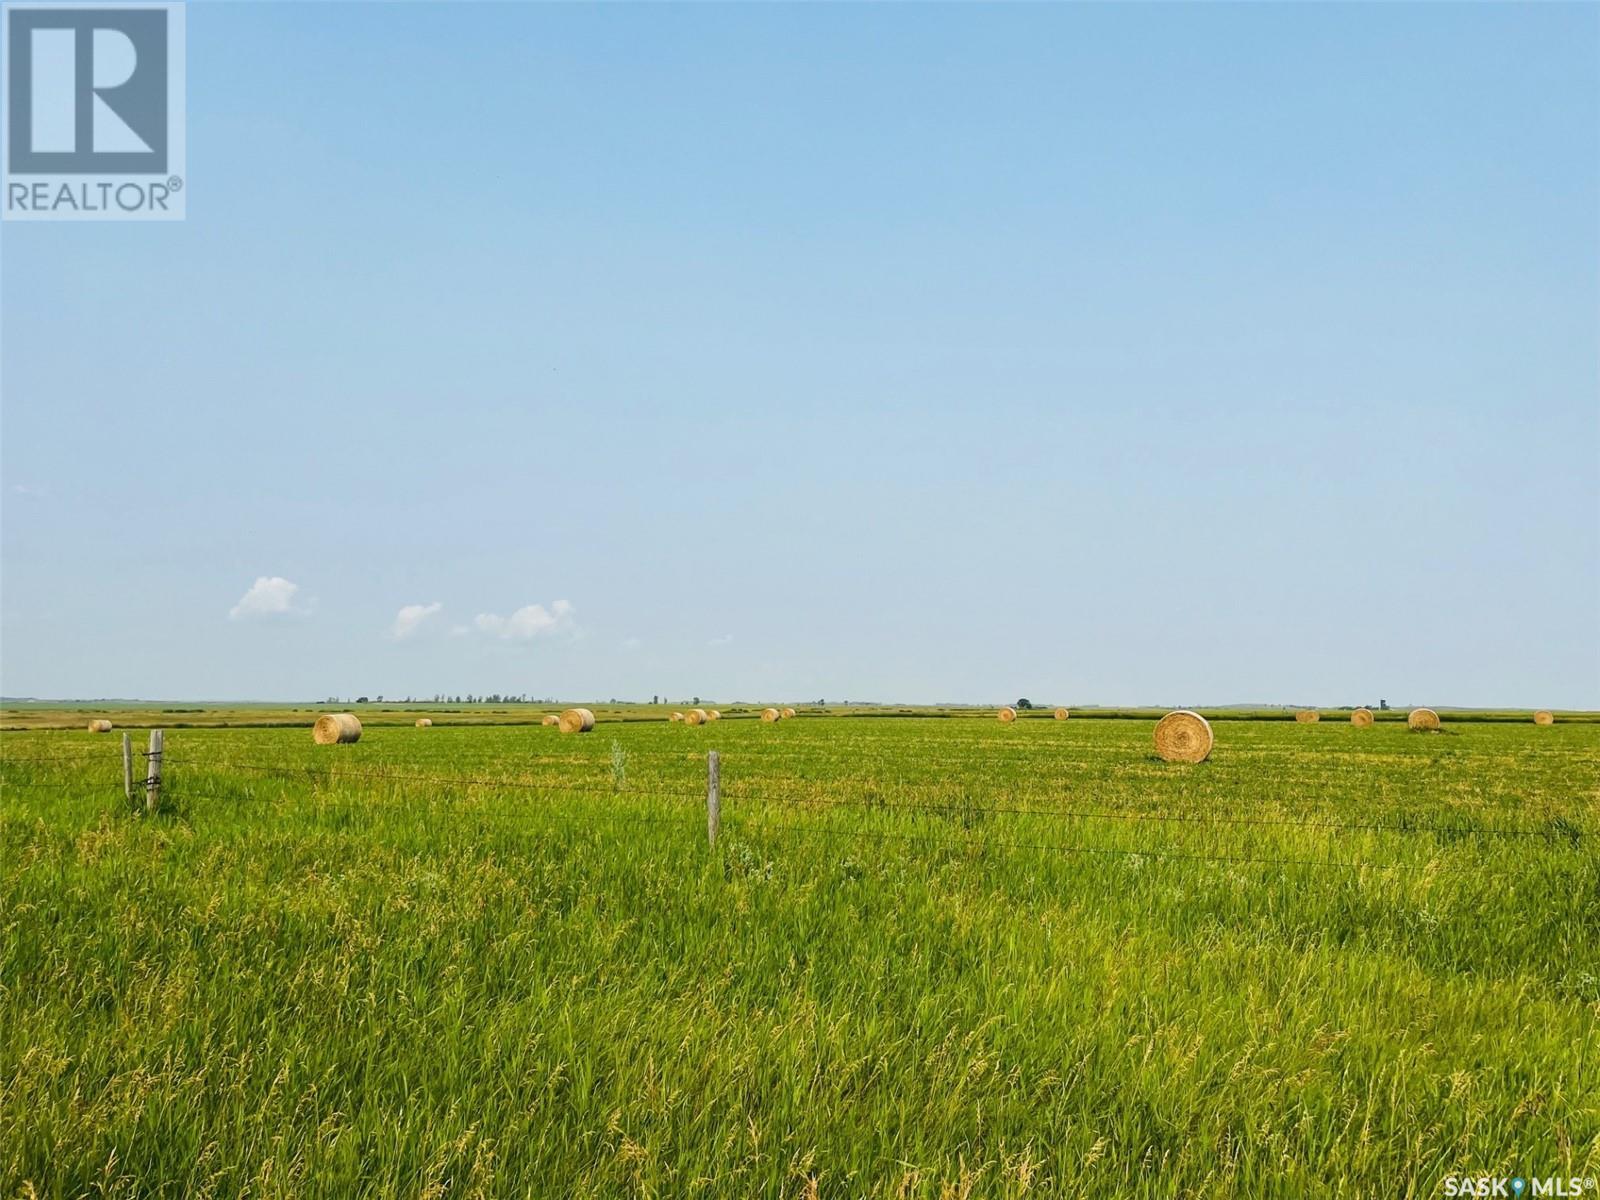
[{"xmin": 2, "ymin": 2, "xmax": 1596, "ymax": 707}]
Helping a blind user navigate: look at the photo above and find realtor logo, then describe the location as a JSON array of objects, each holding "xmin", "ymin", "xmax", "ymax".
[{"xmin": 3, "ymin": 2, "xmax": 185, "ymax": 219}]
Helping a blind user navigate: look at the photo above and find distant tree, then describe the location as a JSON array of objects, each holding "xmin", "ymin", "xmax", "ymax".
[
  {"xmin": 1016, "ymin": 698, "xmax": 1034, "ymax": 710},
  {"xmin": 693, "ymin": 696, "xmax": 700, "ymax": 705},
  {"xmin": 1380, "ymin": 699, "xmax": 1389, "ymax": 711},
  {"xmin": 356, "ymin": 696, "xmax": 369, "ymax": 704}
]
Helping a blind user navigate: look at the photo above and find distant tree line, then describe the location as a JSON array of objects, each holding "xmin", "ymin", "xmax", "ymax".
[{"xmin": 326, "ymin": 694, "xmax": 551, "ymax": 705}]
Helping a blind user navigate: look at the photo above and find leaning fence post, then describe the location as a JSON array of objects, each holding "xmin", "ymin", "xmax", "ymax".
[
  {"xmin": 707, "ymin": 750, "xmax": 720, "ymax": 847},
  {"xmin": 145, "ymin": 729, "xmax": 163, "ymax": 815},
  {"xmin": 122, "ymin": 733, "xmax": 133, "ymax": 807}
]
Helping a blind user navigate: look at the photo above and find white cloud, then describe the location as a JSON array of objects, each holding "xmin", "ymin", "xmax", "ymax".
[
  {"xmin": 228, "ymin": 576, "xmax": 304, "ymax": 621},
  {"xmin": 474, "ymin": 599, "xmax": 577, "ymax": 641},
  {"xmin": 390, "ymin": 601, "xmax": 443, "ymax": 640},
  {"xmin": 708, "ymin": 633, "xmax": 734, "ymax": 647},
  {"xmin": 448, "ymin": 624, "xmax": 472, "ymax": 637}
]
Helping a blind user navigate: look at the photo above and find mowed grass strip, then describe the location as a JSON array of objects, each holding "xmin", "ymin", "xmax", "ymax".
[{"xmin": 2, "ymin": 718, "xmax": 1597, "ymax": 1198}]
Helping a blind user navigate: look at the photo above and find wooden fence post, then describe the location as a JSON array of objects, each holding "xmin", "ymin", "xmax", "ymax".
[
  {"xmin": 122, "ymin": 733, "xmax": 133, "ymax": 807},
  {"xmin": 145, "ymin": 729, "xmax": 163, "ymax": 815},
  {"xmin": 707, "ymin": 750, "xmax": 720, "ymax": 847}
]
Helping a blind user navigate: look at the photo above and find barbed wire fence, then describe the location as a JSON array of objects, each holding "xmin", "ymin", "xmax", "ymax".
[{"xmin": 0, "ymin": 733, "xmax": 1590, "ymax": 874}]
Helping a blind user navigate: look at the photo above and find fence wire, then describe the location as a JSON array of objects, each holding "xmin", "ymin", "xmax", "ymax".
[{"xmin": 1, "ymin": 739, "xmax": 1590, "ymax": 870}]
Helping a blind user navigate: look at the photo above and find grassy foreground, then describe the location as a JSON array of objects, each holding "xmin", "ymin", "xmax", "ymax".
[{"xmin": 3, "ymin": 715, "xmax": 1598, "ymax": 1197}]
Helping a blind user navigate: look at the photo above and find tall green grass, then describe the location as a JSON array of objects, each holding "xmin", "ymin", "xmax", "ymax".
[{"xmin": 3, "ymin": 717, "xmax": 1597, "ymax": 1197}]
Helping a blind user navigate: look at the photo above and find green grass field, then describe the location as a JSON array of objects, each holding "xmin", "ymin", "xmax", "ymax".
[{"xmin": 3, "ymin": 712, "xmax": 1597, "ymax": 1197}]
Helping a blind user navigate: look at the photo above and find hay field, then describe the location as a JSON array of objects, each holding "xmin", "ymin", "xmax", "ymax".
[{"xmin": 3, "ymin": 715, "xmax": 1598, "ymax": 1197}]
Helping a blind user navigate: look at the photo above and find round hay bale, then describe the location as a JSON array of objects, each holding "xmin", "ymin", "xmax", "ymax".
[
  {"xmin": 1054, "ymin": 708, "xmax": 1069, "ymax": 721},
  {"xmin": 1154, "ymin": 710, "xmax": 1213, "ymax": 763},
  {"xmin": 415, "ymin": 718, "xmax": 433, "ymax": 728},
  {"xmin": 761, "ymin": 707, "xmax": 781, "ymax": 723},
  {"xmin": 87, "ymin": 719, "xmax": 113, "ymax": 733},
  {"xmin": 1295, "ymin": 710, "xmax": 1320, "ymax": 724},
  {"xmin": 708, "ymin": 710, "xmax": 720, "ymax": 721},
  {"xmin": 669, "ymin": 712, "xmax": 683, "ymax": 723},
  {"xmin": 1407, "ymin": 707, "xmax": 1440, "ymax": 732},
  {"xmin": 541, "ymin": 714, "xmax": 560, "ymax": 726},
  {"xmin": 782, "ymin": 707, "xmax": 797, "ymax": 719},
  {"xmin": 313, "ymin": 713, "xmax": 362, "ymax": 745},
  {"xmin": 1534, "ymin": 710, "xmax": 1555, "ymax": 726},
  {"xmin": 1350, "ymin": 708, "xmax": 1374, "ymax": 728},
  {"xmin": 997, "ymin": 707, "xmax": 1017, "ymax": 723},
  {"xmin": 558, "ymin": 708, "xmax": 595, "ymax": 735},
  {"xmin": 686, "ymin": 708, "xmax": 708, "ymax": 726}
]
